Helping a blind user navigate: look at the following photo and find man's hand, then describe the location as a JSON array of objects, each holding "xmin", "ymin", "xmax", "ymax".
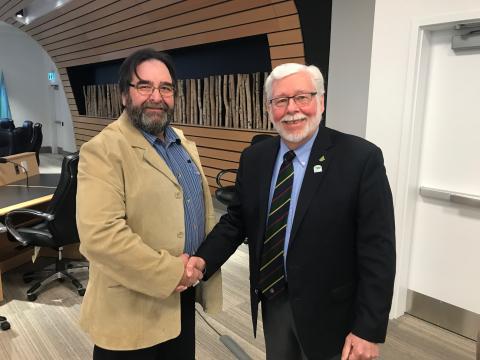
[
  {"xmin": 341, "ymin": 333, "xmax": 379, "ymax": 360},
  {"xmin": 186, "ymin": 256, "xmax": 206, "ymax": 277},
  {"xmin": 175, "ymin": 254, "xmax": 204, "ymax": 292}
]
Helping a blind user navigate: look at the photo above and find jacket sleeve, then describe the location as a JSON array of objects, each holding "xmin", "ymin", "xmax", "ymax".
[
  {"xmin": 352, "ymin": 146, "xmax": 396, "ymax": 343},
  {"xmin": 195, "ymin": 151, "xmax": 248, "ymax": 279},
  {"xmin": 76, "ymin": 137, "xmax": 184, "ymax": 299}
]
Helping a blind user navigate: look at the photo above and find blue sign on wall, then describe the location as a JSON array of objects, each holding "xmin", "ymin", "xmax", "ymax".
[{"xmin": 48, "ymin": 71, "xmax": 56, "ymax": 83}]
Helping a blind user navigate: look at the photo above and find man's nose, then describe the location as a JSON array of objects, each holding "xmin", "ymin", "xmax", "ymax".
[
  {"xmin": 149, "ymin": 88, "xmax": 163, "ymax": 102},
  {"xmin": 286, "ymin": 97, "xmax": 300, "ymax": 113}
]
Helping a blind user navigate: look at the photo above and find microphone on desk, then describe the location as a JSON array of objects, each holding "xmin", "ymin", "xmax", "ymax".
[{"xmin": 0, "ymin": 157, "xmax": 29, "ymax": 188}]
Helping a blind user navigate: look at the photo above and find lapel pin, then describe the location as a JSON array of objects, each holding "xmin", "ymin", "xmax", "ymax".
[
  {"xmin": 319, "ymin": 155, "xmax": 325, "ymax": 162},
  {"xmin": 313, "ymin": 164, "xmax": 323, "ymax": 173}
]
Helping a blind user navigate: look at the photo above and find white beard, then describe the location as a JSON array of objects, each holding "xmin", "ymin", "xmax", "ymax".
[{"xmin": 272, "ymin": 112, "xmax": 321, "ymax": 144}]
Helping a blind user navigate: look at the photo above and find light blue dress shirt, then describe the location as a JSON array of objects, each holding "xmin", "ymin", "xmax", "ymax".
[
  {"xmin": 142, "ymin": 127, "xmax": 205, "ymax": 255},
  {"xmin": 267, "ymin": 128, "xmax": 319, "ymax": 270}
]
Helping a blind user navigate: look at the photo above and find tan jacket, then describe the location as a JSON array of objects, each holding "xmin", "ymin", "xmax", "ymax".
[{"xmin": 76, "ymin": 112, "xmax": 222, "ymax": 350}]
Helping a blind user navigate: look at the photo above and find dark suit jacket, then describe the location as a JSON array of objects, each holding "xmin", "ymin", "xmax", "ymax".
[{"xmin": 196, "ymin": 126, "xmax": 396, "ymax": 359}]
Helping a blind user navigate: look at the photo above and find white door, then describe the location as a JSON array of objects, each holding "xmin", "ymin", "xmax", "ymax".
[{"xmin": 407, "ymin": 28, "xmax": 480, "ymax": 337}]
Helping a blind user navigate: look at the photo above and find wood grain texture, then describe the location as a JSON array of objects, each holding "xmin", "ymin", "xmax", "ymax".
[
  {"xmin": 0, "ymin": 0, "xmax": 304, "ymax": 141},
  {"xmin": 1, "ymin": 0, "xmax": 306, "ymax": 195}
]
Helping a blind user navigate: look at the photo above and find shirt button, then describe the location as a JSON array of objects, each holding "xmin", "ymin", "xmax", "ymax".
[
  {"xmin": 177, "ymin": 232, "xmax": 184, "ymax": 238},
  {"xmin": 175, "ymin": 192, "xmax": 181, "ymax": 199}
]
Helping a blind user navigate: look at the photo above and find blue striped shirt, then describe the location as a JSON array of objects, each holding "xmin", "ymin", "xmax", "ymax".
[{"xmin": 142, "ymin": 127, "xmax": 205, "ymax": 255}]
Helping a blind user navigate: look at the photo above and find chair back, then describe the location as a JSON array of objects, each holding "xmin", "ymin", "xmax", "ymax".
[
  {"xmin": 47, "ymin": 153, "xmax": 80, "ymax": 247},
  {"xmin": 214, "ymin": 134, "xmax": 273, "ymax": 206},
  {"xmin": 22, "ymin": 120, "xmax": 33, "ymax": 140},
  {"xmin": 30, "ymin": 123, "xmax": 43, "ymax": 164},
  {"xmin": 0, "ymin": 118, "xmax": 14, "ymax": 130},
  {"xmin": 0, "ymin": 129, "xmax": 12, "ymax": 156},
  {"xmin": 11, "ymin": 127, "xmax": 30, "ymax": 154}
]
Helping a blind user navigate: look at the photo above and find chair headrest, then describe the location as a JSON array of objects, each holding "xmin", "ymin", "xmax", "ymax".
[{"xmin": 22, "ymin": 120, "xmax": 33, "ymax": 128}]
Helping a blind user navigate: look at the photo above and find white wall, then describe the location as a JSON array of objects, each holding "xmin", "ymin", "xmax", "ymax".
[
  {"xmin": 0, "ymin": 21, "xmax": 75, "ymax": 152},
  {"xmin": 326, "ymin": 0, "xmax": 376, "ymax": 137},
  {"xmin": 366, "ymin": 0, "xmax": 480, "ymax": 317}
]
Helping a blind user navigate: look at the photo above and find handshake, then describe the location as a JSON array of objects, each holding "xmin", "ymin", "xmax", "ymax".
[{"xmin": 175, "ymin": 255, "xmax": 206, "ymax": 292}]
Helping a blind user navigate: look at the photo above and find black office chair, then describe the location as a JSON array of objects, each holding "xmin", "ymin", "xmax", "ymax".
[
  {"xmin": 214, "ymin": 134, "xmax": 273, "ymax": 245},
  {"xmin": 4, "ymin": 153, "xmax": 88, "ymax": 301},
  {"xmin": 22, "ymin": 121, "xmax": 33, "ymax": 142},
  {"xmin": 214, "ymin": 168, "xmax": 238, "ymax": 206},
  {"xmin": 0, "ymin": 222, "xmax": 11, "ymax": 330},
  {"xmin": 0, "ymin": 126, "xmax": 30, "ymax": 157},
  {"xmin": 214, "ymin": 133, "xmax": 273, "ymax": 206},
  {"xmin": 0, "ymin": 118, "xmax": 14, "ymax": 130},
  {"xmin": 26, "ymin": 123, "xmax": 43, "ymax": 165}
]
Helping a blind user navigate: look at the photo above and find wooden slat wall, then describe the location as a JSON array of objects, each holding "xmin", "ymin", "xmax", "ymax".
[
  {"xmin": 73, "ymin": 115, "xmax": 273, "ymax": 191},
  {"xmin": 1, "ymin": 0, "xmax": 303, "ymax": 191},
  {"xmin": 0, "ymin": 0, "xmax": 304, "ymax": 115}
]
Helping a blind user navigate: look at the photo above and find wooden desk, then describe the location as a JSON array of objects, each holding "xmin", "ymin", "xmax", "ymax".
[
  {"xmin": 0, "ymin": 174, "xmax": 59, "ymax": 301},
  {"xmin": 0, "ymin": 152, "xmax": 39, "ymax": 186},
  {"xmin": 0, "ymin": 174, "xmax": 59, "ymax": 216}
]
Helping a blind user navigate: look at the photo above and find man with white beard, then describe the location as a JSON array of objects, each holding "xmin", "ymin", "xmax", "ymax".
[{"xmin": 188, "ymin": 63, "xmax": 396, "ymax": 360}]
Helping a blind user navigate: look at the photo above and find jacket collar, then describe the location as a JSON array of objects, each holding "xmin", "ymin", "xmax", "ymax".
[
  {"xmin": 289, "ymin": 126, "xmax": 334, "ymax": 246},
  {"xmin": 116, "ymin": 112, "xmax": 196, "ymax": 187}
]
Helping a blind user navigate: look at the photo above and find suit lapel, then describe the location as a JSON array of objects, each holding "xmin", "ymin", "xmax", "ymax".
[
  {"xmin": 143, "ymin": 147, "xmax": 179, "ymax": 186},
  {"xmin": 254, "ymin": 136, "xmax": 280, "ymax": 264},
  {"xmin": 117, "ymin": 112, "xmax": 179, "ymax": 186},
  {"xmin": 289, "ymin": 127, "xmax": 334, "ymax": 248}
]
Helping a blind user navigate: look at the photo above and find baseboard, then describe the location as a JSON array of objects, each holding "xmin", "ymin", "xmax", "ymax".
[
  {"xmin": 406, "ymin": 289, "xmax": 479, "ymax": 340},
  {"xmin": 39, "ymin": 147, "xmax": 73, "ymax": 155},
  {"xmin": 56, "ymin": 147, "xmax": 71, "ymax": 155}
]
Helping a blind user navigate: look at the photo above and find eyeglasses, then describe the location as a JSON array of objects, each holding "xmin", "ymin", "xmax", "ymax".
[
  {"xmin": 129, "ymin": 82, "xmax": 175, "ymax": 97},
  {"xmin": 269, "ymin": 92, "xmax": 317, "ymax": 109}
]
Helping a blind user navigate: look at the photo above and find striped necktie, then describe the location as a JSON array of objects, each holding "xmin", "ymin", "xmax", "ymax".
[{"xmin": 259, "ymin": 150, "xmax": 296, "ymax": 299}]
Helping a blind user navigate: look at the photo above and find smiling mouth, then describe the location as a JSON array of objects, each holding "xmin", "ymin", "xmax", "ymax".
[{"xmin": 281, "ymin": 118, "xmax": 306, "ymax": 125}]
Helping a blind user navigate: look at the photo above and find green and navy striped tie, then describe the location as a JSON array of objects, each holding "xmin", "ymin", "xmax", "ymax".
[{"xmin": 259, "ymin": 150, "xmax": 296, "ymax": 299}]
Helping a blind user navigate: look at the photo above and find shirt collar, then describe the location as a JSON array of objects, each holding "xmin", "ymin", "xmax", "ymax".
[
  {"xmin": 141, "ymin": 126, "xmax": 180, "ymax": 148},
  {"xmin": 279, "ymin": 127, "xmax": 319, "ymax": 168}
]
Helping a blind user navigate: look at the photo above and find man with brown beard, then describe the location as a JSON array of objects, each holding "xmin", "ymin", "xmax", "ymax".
[{"xmin": 76, "ymin": 48, "xmax": 222, "ymax": 360}]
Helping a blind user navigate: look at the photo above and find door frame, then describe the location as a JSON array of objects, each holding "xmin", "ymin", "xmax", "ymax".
[{"xmin": 392, "ymin": 10, "xmax": 480, "ymax": 319}]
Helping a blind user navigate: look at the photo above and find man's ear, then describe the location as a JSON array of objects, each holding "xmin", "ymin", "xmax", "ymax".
[
  {"xmin": 320, "ymin": 95, "xmax": 325, "ymax": 114},
  {"xmin": 121, "ymin": 94, "xmax": 127, "ymax": 107}
]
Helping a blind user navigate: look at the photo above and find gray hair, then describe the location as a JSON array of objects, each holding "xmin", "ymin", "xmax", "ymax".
[{"xmin": 264, "ymin": 63, "xmax": 325, "ymax": 100}]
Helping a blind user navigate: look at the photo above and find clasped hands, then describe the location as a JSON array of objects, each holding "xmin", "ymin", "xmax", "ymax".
[{"xmin": 175, "ymin": 255, "xmax": 206, "ymax": 292}]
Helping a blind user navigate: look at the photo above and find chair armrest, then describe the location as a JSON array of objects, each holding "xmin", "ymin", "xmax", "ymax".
[
  {"xmin": 5, "ymin": 209, "xmax": 54, "ymax": 222},
  {"xmin": 215, "ymin": 169, "xmax": 237, "ymax": 187},
  {"xmin": 4, "ymin": 209, "xmax": 54, "ymax": 246}
]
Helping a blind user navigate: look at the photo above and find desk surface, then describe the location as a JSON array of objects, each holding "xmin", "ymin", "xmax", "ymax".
[
  {"xmin": 0, "ymin": 174, "xmax": 60, "ymax": 216},
  {"xmin": 7, "ymin": 174, "xmax": 60, "ymax": 188}
]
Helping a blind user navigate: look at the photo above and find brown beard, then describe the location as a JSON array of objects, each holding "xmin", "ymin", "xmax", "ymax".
[{"xmin": 125, "ymin": 96, "xmax": 174, "ymax": 136}]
